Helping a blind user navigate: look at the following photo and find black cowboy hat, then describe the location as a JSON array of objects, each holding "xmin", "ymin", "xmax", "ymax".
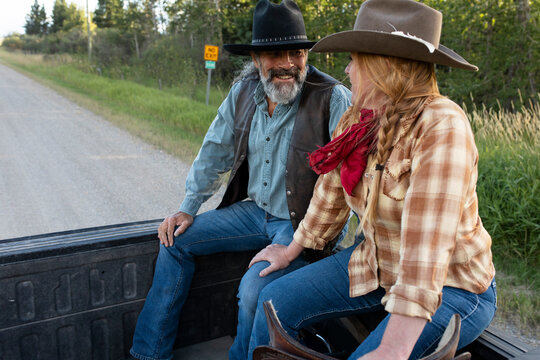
[
  {"xmin": 312, "ymin": 0, "xmax": 478, "ymax": 71},
  {"xmin": 223, "ymin": 0, "xmax": 317, "ymax": 56}
]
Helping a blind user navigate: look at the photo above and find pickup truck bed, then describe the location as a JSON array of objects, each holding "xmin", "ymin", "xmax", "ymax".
[{"xmin": 0, "ymin": 221, "xmax": 536, "ymax": 360}]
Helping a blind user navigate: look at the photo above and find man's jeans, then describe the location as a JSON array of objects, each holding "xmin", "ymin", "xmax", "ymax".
[
  {"xmin": 248, "ymin": 244, "xmax": 497, "ymax": 360},
  {"xmin": 130, "ymin": 201, "xmax": 308, "ymax": 360}
]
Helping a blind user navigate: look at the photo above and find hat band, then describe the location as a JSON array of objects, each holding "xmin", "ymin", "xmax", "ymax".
[{"xmin": 252, "ymin": 34, "xmax": 308, "ymax": 43}]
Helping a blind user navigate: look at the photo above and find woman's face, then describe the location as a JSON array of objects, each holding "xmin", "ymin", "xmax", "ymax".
[
  {"xmin": 345, "ymin": 54, "xmax": 377, "ymax": 107},
  {"xmin": 345, "ymin": 56, "xmax": 359, "ymax": 99}
]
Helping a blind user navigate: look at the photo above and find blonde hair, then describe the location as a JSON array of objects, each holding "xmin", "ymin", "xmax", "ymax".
[{"xmin": 340, "ymin": 53, "xmax": 440, "ymax": 228}]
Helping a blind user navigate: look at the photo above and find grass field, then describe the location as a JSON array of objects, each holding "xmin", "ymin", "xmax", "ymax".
[{"xmin": 1, "ymin": 49, "xmax": 538, "ymax": 342}]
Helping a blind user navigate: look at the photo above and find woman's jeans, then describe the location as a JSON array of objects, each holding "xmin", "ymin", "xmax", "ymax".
[
  {"xmin": 248, "ymin": 244, "xmax": 497, "ymax": 360},
  {"xmin": 130, "ymin": 201, "xmax": 308, "ymax": 360}
]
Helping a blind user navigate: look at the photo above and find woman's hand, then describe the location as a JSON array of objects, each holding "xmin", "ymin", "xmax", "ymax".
[
  {"xmin": 248, "ymin": 244, "xmax": 292, "ymax": 277},
  {"xmin": 249, "ymin": 240, "xmax": 305, "ymax": 277}
]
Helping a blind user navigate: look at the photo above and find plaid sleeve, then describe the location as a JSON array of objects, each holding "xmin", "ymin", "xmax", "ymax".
[
  {"xmin": 294, "ymin": 169, "xmax": 351, "ymax": 250},
  {"xmin": 386, "ymin": 104, "xmax": 477, "ymax": 320}
]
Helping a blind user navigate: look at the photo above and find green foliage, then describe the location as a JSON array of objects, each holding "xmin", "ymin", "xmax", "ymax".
[
  {"xmin": 11, "ymin": 0, "xmax": 539, "ymax": 110},
  {"xmin": 426, "ymin": 0, "xmax": 539, "ymax": 109},
  {"xmin": 477, "ymin": 142, "xmax": 540, "ymax": 263},
  {"xmin": 24, "ymin": 0, "xmax": 48, "ymax": 36},
  {"xmin": 470, "ymin": 97, "xmax": 540, "ymax": 289},
  {"xmin": 62, "ymin": 3, "xmax": 86, "ymax": 32},
  {"xmin": 50, "ymin": 0, "xmax": 68, "ymax": 33},
  {"xmin": 92, "ymin": 27, "xmax": 134, "ymax": 65},
  {"xmin": 134, "ymin": 34, "xmax": 202, "ymax": 87},
  {"xmin": 49, "ymin": 0, "xmax": 86, "ymax": 33},
  {"xmin": 94, "ymin": 0, "xmax": 126, "ymax": 28},
  {"xmin": 1, "ymin": 34, "xmax": 25, "ymax": 51}
]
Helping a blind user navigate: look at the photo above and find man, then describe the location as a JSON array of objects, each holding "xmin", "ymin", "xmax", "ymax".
[{"xmin": 130, "ymin": 1, "xmax": 351, "ymax": 359}]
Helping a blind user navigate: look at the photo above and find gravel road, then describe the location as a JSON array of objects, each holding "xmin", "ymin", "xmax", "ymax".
[{"xmin": 0, "ymin": 62, "xmax": 222, "ymax": 240}]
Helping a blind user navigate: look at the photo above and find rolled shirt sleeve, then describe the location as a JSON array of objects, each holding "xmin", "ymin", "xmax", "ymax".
[
  {"xmin": 384, "ymin": 104, "xmax": 477, "ymax": 320},
  {"xmin": 294, "ymin": 169, "xmax": 351, "ymax": 250}
]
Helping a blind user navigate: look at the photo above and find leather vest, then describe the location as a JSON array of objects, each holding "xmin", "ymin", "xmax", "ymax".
[{"xmin": 217, "ymin": 65, "xmax": 339, "ymax": 230}]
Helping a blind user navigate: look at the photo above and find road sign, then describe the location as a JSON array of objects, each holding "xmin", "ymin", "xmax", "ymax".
[
  {"xmin": 205, "ymin": 61, "xmax": 216, "ymax": 69},
  {"xmin": 204, "ymin": 45, "xmax": 219, "ymax": 61}
]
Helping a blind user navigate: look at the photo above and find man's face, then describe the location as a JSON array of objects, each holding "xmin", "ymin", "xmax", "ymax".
[{"xmin": 251, "ymin": 49, "xmax": 308, "ymax": 104}]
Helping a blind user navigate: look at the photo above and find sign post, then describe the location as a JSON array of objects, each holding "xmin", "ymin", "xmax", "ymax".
[{"xmin": 204, "ymin": 45, "xmax": 219, "ymax": 105}]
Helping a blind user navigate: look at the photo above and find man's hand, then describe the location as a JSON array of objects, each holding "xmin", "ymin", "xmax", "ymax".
[{"xmin": 158, "ymin": 211, "xmax": 194, "ymax": 247}]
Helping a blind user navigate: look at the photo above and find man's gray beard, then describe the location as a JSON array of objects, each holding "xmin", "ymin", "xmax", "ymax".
[{"xmin": 259, "ymin": 66, "xmax": 307, "ymax": 104}]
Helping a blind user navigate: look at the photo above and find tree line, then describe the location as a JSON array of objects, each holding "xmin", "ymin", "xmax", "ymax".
[{"xmin": 2, "ymin": 0, "xmax": 539, "ymax": 110}]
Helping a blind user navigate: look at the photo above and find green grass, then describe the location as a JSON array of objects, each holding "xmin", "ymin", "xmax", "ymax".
[
  {"xmin": 470, "ymin": 102, "xmax": 540, "ymax": 339},
  {"xmin": 1, "ymin": 48, "xmax": 538, "ymax": 340}
]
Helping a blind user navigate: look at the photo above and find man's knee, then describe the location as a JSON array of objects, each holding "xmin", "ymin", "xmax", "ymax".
[{"xmin": 238, "ymin": 262, "xmax": 271, "ymax": 310}]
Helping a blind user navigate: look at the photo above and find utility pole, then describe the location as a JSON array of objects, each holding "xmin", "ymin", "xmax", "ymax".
[{"xmin": 86, "ymin": 0, "xmax": 92, "ymax": 62}]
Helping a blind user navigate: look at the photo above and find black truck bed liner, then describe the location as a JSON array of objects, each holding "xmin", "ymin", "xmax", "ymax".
[{"xmin": 0, "ymin": 221, "xmax": 535, "ymax": 359}]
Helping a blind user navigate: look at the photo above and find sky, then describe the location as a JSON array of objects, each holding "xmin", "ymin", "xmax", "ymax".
[{"xmin": 0, "ymin": 0, "xmax": 98, "ymax": 37}]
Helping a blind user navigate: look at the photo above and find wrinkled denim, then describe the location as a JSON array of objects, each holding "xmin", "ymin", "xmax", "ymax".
[
  {"xmin": 249, "ymin": 244, "xmax": 497, "ymax": 360},
  {"xmin": 130, "ymin": 201, "xmax": 308, "ymax": 360}
]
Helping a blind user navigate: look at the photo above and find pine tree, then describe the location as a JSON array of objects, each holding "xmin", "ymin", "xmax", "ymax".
[
  {"xmin": 94, "ymin": 0, "xmax": 125, "ymax": 28},
  {"xmin": 50, "ymin": 0, "xmax": 68, "ymax": 33},
  {"xmin": 63, "ymin": 3, "xmax": 86, "ymax": 32},
  {"xmin": 24, "ymin": 0, "xmax": 48, "ymax": 36}
]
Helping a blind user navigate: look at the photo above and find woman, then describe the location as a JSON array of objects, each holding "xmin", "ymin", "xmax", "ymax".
[{"xmin": 246, "ymin": 0, "xmax": 496, "ymax": 359}]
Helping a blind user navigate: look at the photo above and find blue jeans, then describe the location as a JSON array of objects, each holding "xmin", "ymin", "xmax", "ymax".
[
  {"xmin": 130, "ymin": 201, "xmax": 308, "ymax": 360},
  {"xmin": 248, "ymin": 244, "xmax": 497, "ymax": 360}
]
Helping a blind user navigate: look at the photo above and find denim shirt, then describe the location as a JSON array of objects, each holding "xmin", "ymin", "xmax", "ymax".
[{"xmin": 179, "ymin": 79, "xmax": 351, "ymax": 219}]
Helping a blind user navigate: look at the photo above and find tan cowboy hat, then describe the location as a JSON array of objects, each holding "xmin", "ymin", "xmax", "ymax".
[{"xmin": 311, "ymin": 0, "xmax": 478, "ymax": 71}]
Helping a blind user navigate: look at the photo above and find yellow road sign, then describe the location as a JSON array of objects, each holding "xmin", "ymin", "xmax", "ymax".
[{"xmin": 204, "ymin": 45, "xmax": 219, "ymax": 61}]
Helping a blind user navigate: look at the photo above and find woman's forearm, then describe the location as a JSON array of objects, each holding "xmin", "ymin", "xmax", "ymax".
[
  {"xmin": 285, "ymin": 239, "xmax": 305, "ymax": 262},
  {"xmin": 360, "ymin": 314, "xmax": 427, "ymax": 360}
]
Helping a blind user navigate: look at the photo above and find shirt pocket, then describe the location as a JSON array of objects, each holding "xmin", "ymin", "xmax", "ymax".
[
  {"xmin": 382, "ymin": 158, "xmax": 411, "ymax": 201},
  {"xmin": 279, "ymin": 129, "xmax": 292, "ymax": 165}
]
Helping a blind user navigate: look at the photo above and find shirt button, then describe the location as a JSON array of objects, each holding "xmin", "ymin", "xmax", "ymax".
[
  {"xmin": 286, "ymin": 190, "xmax": 292, "ymax": 196},
  {"xmin": 266, "ymin": 137, "xmax": 270, "ymax": 141},
  {"xmin": 265, "ymin": 160, "xmax": 270, "ymax": 164},
  {"xmin": 263, "ymin": 202, "xmax": 268, "ymax": 206},
  {"xmin": 263, "ymin": 182, "xmax": 268, "ymax": 186},
  {"xmin": 290, "ymin": 211, "xmax": 296, "ymax": 218}
]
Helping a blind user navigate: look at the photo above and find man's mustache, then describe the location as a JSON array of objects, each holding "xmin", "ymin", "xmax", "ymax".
[{"xmin": 268, "ymin": 67, "xmax": 301, "ymax": 81}]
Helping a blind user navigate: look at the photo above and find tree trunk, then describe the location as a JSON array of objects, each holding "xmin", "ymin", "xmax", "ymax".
[
  {"xmin": 134, "ymin": 31, "xmax": 140, "ymax": 59},
  {"xmin": 515, "ymin": 0, "xmax": 536, "ymax": 94}
]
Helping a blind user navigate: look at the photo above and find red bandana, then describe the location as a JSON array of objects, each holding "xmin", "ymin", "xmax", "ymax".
[{"xmin": 309, "ymin": 109, "xmax": 377, "ymax": 195}]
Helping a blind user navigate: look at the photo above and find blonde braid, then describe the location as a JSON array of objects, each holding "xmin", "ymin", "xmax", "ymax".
[{"xmin": 354, "ymin": 54, "xmax": 440, "ymax": 228}]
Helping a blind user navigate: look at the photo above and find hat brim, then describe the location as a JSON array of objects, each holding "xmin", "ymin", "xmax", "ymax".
[
  {"xmin": 224, "ymin": 40, "xmax": 317, "ymax": 56},
  {"xmin": 311, "ymin": 30, "xmax": 477, "ymax": 71}
]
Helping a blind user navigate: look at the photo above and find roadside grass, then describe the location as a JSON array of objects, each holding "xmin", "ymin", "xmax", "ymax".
[
  {"xmin": 0, "ymin": 49, "xmax": 220, "ymax": 161},
  {"xmin": 1, "ymin": 49, "xmax": 538, "ymax": 341},
  {"xmin": 469, "ymin": 101, "xmax": 540, "ymax": 340}
]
